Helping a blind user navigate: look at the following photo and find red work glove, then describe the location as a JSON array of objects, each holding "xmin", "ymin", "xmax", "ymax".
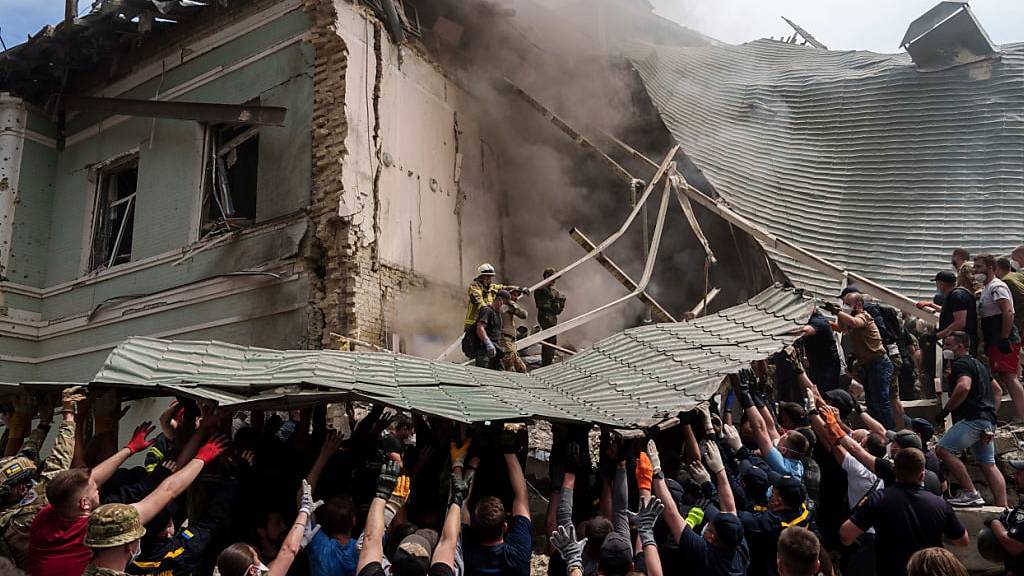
[
  {"xmin": 195, "ymin": 434, "xmax": 229, "ymax": 464},
  {"xmin": 636, "ymin": 452, "xmax": 653, "ymax": 492},
  {"xmin": 125, "ymin": 422, "xmax": 158, "ymax": 455}
]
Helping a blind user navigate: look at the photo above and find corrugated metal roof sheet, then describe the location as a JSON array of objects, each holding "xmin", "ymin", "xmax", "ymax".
[
  {"xmin": 627, "ymin": 40, "xmax": 1024, "ymax": 299},
  {"xmin": 80, "ymin": 285, "xmax": 812, "ymax": 427}
]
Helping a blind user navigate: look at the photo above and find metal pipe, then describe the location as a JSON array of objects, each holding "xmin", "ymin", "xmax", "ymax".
[
  {"xmin": 569, "ymin": 227, "xmax": 675, "ymax": 322},
  {"xmin": 688, "ymin": 287, "xmax": 721, "ymax": 318},
  {"xmin": 670, "ymin": 175, "xmax": 716, "ymax": 264},
  {"xmin": 515, "ymin": 173, "xmax": 674, "ymax": 353}
]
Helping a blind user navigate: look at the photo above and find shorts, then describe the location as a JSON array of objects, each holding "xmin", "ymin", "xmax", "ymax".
[
  {"xmin": 988, "ymin": 342, "xmax": 1023, "ymax": 375},
  {"xmin": 937, "ymin": 419, "xmax": 996, "ymax": 465}
]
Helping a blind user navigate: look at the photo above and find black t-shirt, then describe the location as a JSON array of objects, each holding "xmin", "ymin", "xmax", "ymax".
[
  {"xmin": 463, "ymin": 515, "xmax": 533, "ymax": 576},
  {"xmin": 939, "ymin": 287, "xmax": 979, "ymax": 353},
  {"xmin": 381, "ymin": 433, "xmax": 404, "ymax": 459},
  {"xmin": 475, "ymin": 306, "xmax": 503, "ymax": 344},
  {"xmin": 739, "ymin": 506, "xmax": 812, "ymax": 576},
  {"xmin": 850, "ymin": 483, "xmax": 965, "ymax": 576},
  {"xmin": 872, "ymin": 459, "xmax": 941, "ymax": 495},
  {"xmin": 949, "ymin": 356, "xmax": 996, "ymax": 423},
  {"xmin": 804, "ymin": 312, "xmax": 840, "ymax": 373},
  {"xmin": 677, "ymin": 525, "xmax": 749, "ymax": 576}
]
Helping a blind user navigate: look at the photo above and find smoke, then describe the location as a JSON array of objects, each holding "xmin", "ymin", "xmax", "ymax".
[{"xmin": 394, "ymin": 0, "xmax": 771, "ymax": 356}]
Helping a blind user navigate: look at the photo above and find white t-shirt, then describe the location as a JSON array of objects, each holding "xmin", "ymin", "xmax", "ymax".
[
  {"xmin": 842, "ymin": 453, "xmax": 883, "ymax": 534},
  {"xmin": 981, "ymin": 278, "xmax": 1014, "ymax": 318}
]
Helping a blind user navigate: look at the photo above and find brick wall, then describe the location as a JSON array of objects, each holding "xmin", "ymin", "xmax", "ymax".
[{"xmin": 303, "ymin": 0, "xmax": 422, "ymax": 350}]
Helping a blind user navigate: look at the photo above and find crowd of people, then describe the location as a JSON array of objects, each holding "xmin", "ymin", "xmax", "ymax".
[{"xmin": 0, "ymin": 247, "xmax": 1021, "ymax": 576}]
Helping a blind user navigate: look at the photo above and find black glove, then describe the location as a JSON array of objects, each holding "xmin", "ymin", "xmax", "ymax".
[
  {"xmin": 500, "ymin": 429, "xmax": 520, "ymax": 455},
  {"xmin": 999, "ymin": 338, "xmax": 1012, "ymax": 354},
  {"xmin": 564, "ymin": 441, "xmax": 585, "ymax": 476},
  {"xmin": 821, "ymin": 301, "xmax": 840, "ymax": 315},
  {"xmin": 449, "ymin": 475, "xmax": 469, "ymax": 506},
  {"xmin": 734, "ymin": 371, "xmax": 755, "ymax": 410},
  {"xmin": 933, "ymin": 408, "xmax": 949, "ymax": 426},
  {"xmin": 376, "ymin": 461, "xmax": 401, "ymax": 500},
  {"xmin": 985, "ymin": 516, "xmax": 996, "ymax": 529}
]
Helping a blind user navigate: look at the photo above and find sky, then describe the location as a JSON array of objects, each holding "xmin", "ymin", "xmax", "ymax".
[
  {"xmin": 648, "ymin": 0, "xmax": 1024, "ymax": 53},
  {"xmin": 0, "ymin": 0, "xmax": 1022, "ymax": 52}
]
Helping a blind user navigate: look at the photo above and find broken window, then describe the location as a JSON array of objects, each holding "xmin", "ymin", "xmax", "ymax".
[
  {"xmin": 89, "ymin": 155, "xmax": 138, "ymax": 271},
  {"xmin": 201, "ymin": 124, "xmax": 259, "ymax": 237}
]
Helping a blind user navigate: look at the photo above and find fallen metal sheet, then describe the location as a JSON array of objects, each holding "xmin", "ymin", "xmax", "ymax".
[{"xmin": 16, "ymin": 285, "xmax": 812, "ymax": 427}]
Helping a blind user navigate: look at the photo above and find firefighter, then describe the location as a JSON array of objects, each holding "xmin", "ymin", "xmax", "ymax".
[
  {"xmin": 500, "ymin": 289, "xmax": 529, "ymax": 373},
  {"xmin": 463, "ymin": 263, "xmax": 527, "ymax": 331}
]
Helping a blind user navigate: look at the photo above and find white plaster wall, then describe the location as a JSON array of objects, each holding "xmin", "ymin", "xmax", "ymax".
[
  {"xmin": 0, "ymin": 94, "xmax": 27, "ymax": 279},
  {"xmin": 334, "ymin": 3, "xmax": 504, "ymax": 287}
]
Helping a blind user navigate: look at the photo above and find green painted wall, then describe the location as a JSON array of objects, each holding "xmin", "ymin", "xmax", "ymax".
[
  {"xmin": 1, "ymin": 8, "xmax": 316, "ymax": 384},
  {"xmin": 7, "ymin": 137, "xmax": 56, "ymax": 287}
]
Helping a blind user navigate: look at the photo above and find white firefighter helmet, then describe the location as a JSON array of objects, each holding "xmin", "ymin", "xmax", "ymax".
[{"xmin": 477, "ymin": 263, "xmax": 496, "ymax": 277}]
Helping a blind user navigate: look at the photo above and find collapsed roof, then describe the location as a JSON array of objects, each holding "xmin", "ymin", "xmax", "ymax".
[
  {"xmin": 38, "ymin": 284, "xmax": 811, "ymax": 427},
  {"xmin": 626, "ymin": 39, "xmax": 1024, "ymax": 299}
]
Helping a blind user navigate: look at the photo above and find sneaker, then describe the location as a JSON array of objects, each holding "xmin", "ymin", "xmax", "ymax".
[{"xmin": 947, "ymin": 491, "xmax": 985, "ymax": 507}]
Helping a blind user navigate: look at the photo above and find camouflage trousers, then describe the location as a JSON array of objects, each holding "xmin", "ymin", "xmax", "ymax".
[{"xmin": 500, "ymin": 336, "xmax": 528, "ymax": 373}]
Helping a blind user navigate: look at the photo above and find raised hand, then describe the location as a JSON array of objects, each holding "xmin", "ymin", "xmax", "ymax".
[
  {"xmin": 376, "ymin": 461, "xmax": 401, "ymax": 500},
  {"xmin": 627, "ymin": 497, "xmax": 665, "ymax": 547},
  {"xmin": 125, "ymin": 422, "xmax": 158, "ymax": 455},
  {"xmin": 550, "ymin": 525, "xmax": 587, "ymax": 571},
  {"xmin": 701, "ymin": 440, "xmax": 725, "ymax": 475},
  {"xmin": 195, "ymin": 433, "xmax": 229, "ymax": 464}
]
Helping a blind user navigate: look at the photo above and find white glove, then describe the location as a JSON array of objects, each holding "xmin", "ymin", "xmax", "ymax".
[
  {"xmin": 646, "ymin": 439, "xmax": 662, "ymax": 476},
  {"xmin": 721, "ymin": 423, "xmax": 742, "ymax": 451},
  {"xmin": 702, "ymin": 440, "xmax": 725, "ymax": 475},
  {"xmin": 485, "ymin": 341, "xmax": 497, "ymax": 358}
]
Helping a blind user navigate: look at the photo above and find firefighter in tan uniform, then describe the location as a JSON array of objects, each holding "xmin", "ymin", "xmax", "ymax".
[
  {"xmin": 0, "ymin": 386, "xmax": 84, "ymax": 567},
  {"xmin": 463, "ymin": 263, "xmax": 528, "ymax": 329},
  {"xmin": 500, "ymin": 289, "xmax": 530, "ymax": 373}
]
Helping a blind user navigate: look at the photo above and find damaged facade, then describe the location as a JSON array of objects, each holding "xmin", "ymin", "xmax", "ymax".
[{"xmin": 0, "ymin": 0, "xmax": 508, "ymax": 382}]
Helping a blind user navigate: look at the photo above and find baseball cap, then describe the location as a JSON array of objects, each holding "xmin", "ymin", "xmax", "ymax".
[
  {"xmin": 769, "ymin": 474, "xmax": 807, "ymax": 508},
  {"xmin": 910, "ymin": 418, "xmax": 935, "ymax": 444},
  {"xmin": 711, "ymin": 513, "xmax": 744, "ymax": 549},
  {"xmin": 886, "ymin": 430, "xmax": 923, "ymax": 450},
  {"xmin": 1007, "ymin": 460, "xmax": 1024, "ymax": 471},
  {"xmin": 933, "ymin": 270, "xmax": 957, "ymax": 283},
  {"xmin": 391, "ymin": 530, "xmax": 439, "ymax": 576},
  {"xmin": 738, "ymin": 461, "xmax": 770, "ymax": 502},
  {"xmin": 823, "ymin": 389, "xmax": 856, "ymax": 420},
  {"xmin": 494, "ymin": 289, "xmax": 512, "ymax": 300},
  {"xmin": 598, "ymin": 532, "xmax": 633, "ymax": 576},
  {"xmin": 839, "ymin": 286, "xmax": 861, "ymax": 298}
]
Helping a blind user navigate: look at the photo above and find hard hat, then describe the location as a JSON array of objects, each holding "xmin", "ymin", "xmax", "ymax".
[
  {"xmin": 0, "ymin": 456, "xmax": 36, "ymax": 493},
  {"xmin": 85, "ymin": 503, "xmax": 146, "ymax": 548},
  {"xmin": 477, "ymin": 263, "xmax": 496, "ymax": 276},
  {"xmin": 978, "ymin": 526, "xmax": 1008, "ymax": 563}
]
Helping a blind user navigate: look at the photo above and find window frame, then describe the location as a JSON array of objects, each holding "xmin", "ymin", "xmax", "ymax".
[
  {"xmin": 82, "ymin": 150, "xmax": 140, "ymax": 274},
  {"xmin": 197, "ymin": 122, "xmax": 260, "ymax": 240}
]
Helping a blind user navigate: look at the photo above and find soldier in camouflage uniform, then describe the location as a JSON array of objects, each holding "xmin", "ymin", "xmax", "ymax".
[
  {"xmin": 500, "ymin": 289, "xmax": 529, "ymax": 373},
  {"xmin": 533, "ymin": 268, "xmax": 566, "ymax": 366},
  {"xmin": 463, "ymin": 263, "xmax": 528, "ymax": 330},
  {"xmin": 0, "ymin": 386, "xmax": 83, "ymax": 567},
  {"xmin": 82, "ymin": 503, "xmax": 147, "ymax": 576}
]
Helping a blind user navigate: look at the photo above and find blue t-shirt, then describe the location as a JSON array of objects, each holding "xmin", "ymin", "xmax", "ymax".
[
  {"xmin": 463, "ymin": 516, "xmax": 532, "ymax": 576},
  {"xmin": 764, "ymin": 447, "xmax": 804, "ymax": 480},
  {"xmin": 309, "ymin": 531, "xmax": 358, "ymax": 576}
]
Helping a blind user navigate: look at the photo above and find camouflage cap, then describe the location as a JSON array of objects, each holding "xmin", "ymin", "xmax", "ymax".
[
  {"xmin": 85, "ymin": 503, "xmax": 146, "ymax": 548},
  {"xmin": 0, "ymin": 456, "xmax": 36, "ymax": 488}
]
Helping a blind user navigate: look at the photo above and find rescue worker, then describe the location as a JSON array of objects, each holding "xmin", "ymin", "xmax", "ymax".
[
  {"xmin": 82, "ymin": 503, "xmax": 147, "ymax": 576},
  {"xmin": 983, "ymin": 460, "xmax": 1024, "ymax": 573},
  {"xmin": 474, "ymin": 290, "xmax": 511, "ymax": 370},
  {"xmin": 534, "ymin": 268, "xmax": 566, "ymax": 366},
  {"xmin": 0, "ymin": 386, "xmax": 83, "ymax": 567},
  {"xmin": 463, "ymin": 263, "xmax": 527, "ymax": 331},
  {"xmin": 500, "ymin": 289, "xmax": 529, "ymax": 373},
  {"xmin": 952, "ymin": 248, "xmax": 980, "ymax": 293},
  {"xmin": 740, "ymin": 474, "xmax": 815, "ymax": 576}
]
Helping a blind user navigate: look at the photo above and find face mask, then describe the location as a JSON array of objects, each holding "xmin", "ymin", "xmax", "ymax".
[
  {"xmin": 500, "ymin": 305, "xmax": 510, "ymax": 314},
  {"xmin": 974, "ymin": 273, "xmax": 987, "ymax": 283},
  {"xmin": 840, "ymin": 304, "xmax": 853, "ymax": 314},
  {"xmin": 249, "ymin": 563, "xmax": 270, "ymax": 576},
  {"xmin": 130, "ymin": 542, "xmax": 142, "ymax": 562},
  {"xmin": 942, "ymin": 349, "xmax": 955, "ymax": 360}
]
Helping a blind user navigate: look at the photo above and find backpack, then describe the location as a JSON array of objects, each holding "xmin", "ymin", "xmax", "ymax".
[{"xmin": 461, "ymin": 324, "xmax": 480, "ymax": 358}]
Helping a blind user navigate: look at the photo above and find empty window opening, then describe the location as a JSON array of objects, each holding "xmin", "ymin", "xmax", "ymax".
[
  {"xmin": 89, "ymin": 155, "xmax": 138, "ymax": 271},
  {"xmin": 202, "ymin": 124, "xmax": 259, "ymax": 237}
]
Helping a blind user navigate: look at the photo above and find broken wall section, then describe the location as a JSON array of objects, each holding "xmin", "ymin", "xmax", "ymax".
[{"xmin": 306, "ymin": 0, "xmax": 504, "ymax": 350}]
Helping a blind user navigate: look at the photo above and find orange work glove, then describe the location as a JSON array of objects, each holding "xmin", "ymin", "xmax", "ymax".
[{"xmin": 636, "ymin": 452, "xmax": 653, "ymax": 492}]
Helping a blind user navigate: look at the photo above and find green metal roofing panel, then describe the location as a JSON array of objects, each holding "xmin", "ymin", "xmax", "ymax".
[{"xmin": 73, "ymin": 284, "xmax": 812, "ymax": 427}]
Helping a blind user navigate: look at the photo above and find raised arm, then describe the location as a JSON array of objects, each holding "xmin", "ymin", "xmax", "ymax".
[
  {"xmin": 506, "ymin": 452, "xmax": 530, "ymax": 519},
  {"xmin": 90, "ymin": 422, "xmax": 157, "ymax": 489},
  {"xmin": 132, "ymin": 435, "xmax": 226, "ymax": 525},
  {"xmin": 648, "ymin": 440, "xmax": 685, "ymax": 543},
  {"xmin": 358, "ymin": 461, "xmax": 403, "ymax": 571},
  {"xmin": 433, "ymin": 470, "xmax": 469, "ymax": 571},
  {"xmin": 267, "ymin": 480, "xmax": 315, "ymax": 576},
  {"xmin": 37, "ymin": 388, "xmax": 84, "ymax": 481},
  {"xmin": 306, "ymin": 430, "xmax": 343, "ymax": 494},
  {"xmin": 702, "ymin": 440, "xmax": 736, "ymax": 514},
  {"xmin": 611, "ymin": 461, "xmax": 631, "ymax": 540},
  {"xmin": 628, "ymin": 497, "xmax": 665, "ymax": 576}
]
